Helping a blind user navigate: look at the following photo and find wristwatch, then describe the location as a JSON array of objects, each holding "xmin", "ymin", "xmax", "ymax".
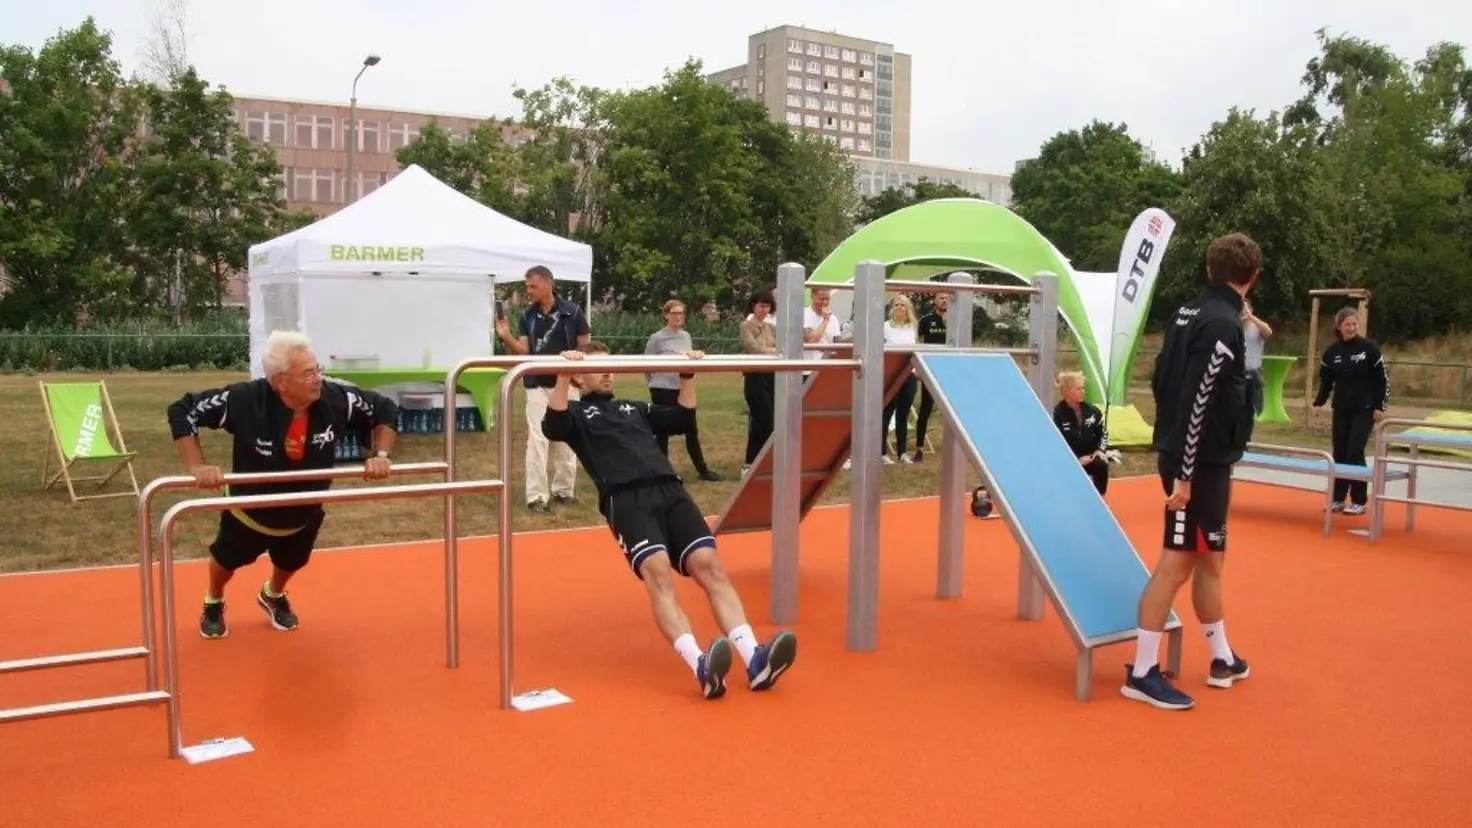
[{"xmin": 372, "ymin": 450, "xmax": 390, "ymax": 460}]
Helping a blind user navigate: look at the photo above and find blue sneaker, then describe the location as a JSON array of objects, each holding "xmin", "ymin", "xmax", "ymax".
[
  {"xmin": 1121, "ymin": 664, "xmax": 1195, "ymax": 710},
  {"xmin": 747, "ymin": 631, "xmax": 798, "ymax": 691},
  {"xmin": 696, "ymin": 637, "xmax": 733, "ymax": 700}
]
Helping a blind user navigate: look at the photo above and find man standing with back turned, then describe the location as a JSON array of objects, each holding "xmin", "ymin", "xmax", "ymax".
[
  {"xmin": 542, "ymin": 342, "xmax": 798, "ymax": 700},
  {"xmin": 1125, "ymin": 233, "xmax": 1259, "ymax": 710}
]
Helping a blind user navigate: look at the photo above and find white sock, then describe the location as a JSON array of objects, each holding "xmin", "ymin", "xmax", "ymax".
[
  {"xmin": 1131, "ymin": 629, "xmax": 1162, "ymax": 678},
  {"xmin": 673, "ymin": 633, "xmax": 703, "ymax": 673},
  {"xmin": 728, "ymin": 624, "xmax": 758, "ymax": 667},
  {"xmin": 1202, "ymin": 620, "xmax": 1234, "ymax": 662}
]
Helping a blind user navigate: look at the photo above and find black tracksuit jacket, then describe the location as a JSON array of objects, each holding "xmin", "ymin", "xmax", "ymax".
[{"xmin": 541, "ymin": 390, "xmax": 695, "ymax": 516}]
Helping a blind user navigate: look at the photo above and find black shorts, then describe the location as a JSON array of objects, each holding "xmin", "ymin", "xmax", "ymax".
[
  {"xmin": 1157, "ymin": 453, "xmax": 1231, "ymax": 553},
  {"xmin": 605, "ymin": 479, "xmax": 715, "ymax": 579},
  {"xmin": 209, "ymin": 508, "xmax": 325, "ymax": 573}
]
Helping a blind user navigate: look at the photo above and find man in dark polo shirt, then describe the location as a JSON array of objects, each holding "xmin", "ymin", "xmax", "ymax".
[
  {"xmin": 494, "ymin": 265, "xmax": 591, "ymax": 514},
  {"xmin": 911, "ymin": 291, "xmax": 949, "ymax": 462}
]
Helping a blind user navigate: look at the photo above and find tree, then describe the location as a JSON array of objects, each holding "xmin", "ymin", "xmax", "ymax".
[
  {"xmin": 1009, "ymin": 121, "xmax": 1183, "ymax": 273},
  {"xmin": 395, "ymin": 120, "xmax": 520, "ymax": 216},
  {"xmin": 855, "ymin": 179, "xmax": 973, "ymax": 226},
  {"xmin": 137, "ymin": 0, "xmax": 191, "ymax": 86},
  {"xmin": 0, "ymin": 18, "xmax": 139, "ymax": 327},
  {"xmin": 511, "ymin": 78, "xmax": 612, "ymax": 239},
  {"xmin": 124, "ymin": 67, "xmax": 308, "ymax": 321}
]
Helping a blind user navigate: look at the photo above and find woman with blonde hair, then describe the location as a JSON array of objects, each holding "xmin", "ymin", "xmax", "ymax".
[
  {"xmin": 1051, "ymin": 370, "xmax": 1110, "ymax": 495},
  {"xmin": 881, "ymin": 294, "xmax": 920, "ymax": 463}
]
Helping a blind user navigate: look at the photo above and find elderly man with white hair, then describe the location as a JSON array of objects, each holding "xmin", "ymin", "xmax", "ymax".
[{"xmin": 166, "ymin": 329, "xmax": 400, "ymax": 639}]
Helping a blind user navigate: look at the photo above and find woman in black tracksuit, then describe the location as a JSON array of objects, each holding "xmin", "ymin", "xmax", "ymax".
[
  {"xmin": 1052, "ymin": 371, "xmax": 1111, "ymax": 496},
  {"xmin": 1312, "ymin": 307, "xmax": 1390, "ymax": 514}
]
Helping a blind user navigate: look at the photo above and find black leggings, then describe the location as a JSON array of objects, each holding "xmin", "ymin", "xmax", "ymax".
[
  {"xmin": 1084, "ymin": 457, "xmax": 1109, "ymax": 496},
  {"xmin": 915, "ymin": 382, "xmax": 936, "ymax": 449},
  {"xmin": 743, "ymin": 373, "xmax": 775, "ymax": 465},
  {"xmin": 1332, "ymin": 408, "xmax": 1375, "ymax": 505},
  {"xmin": 650, "ymin": 387, "xmax": 711, "ymax": 475},
  {"xmin": 883, "ymin": 375, "xmax": 919, "ymax": 455}
]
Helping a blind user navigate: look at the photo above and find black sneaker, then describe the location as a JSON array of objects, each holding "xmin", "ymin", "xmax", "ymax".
[
  {"xmin": 1120, "ymin": 664, "xmax": 1195, "ymax": 710},
  {"xmin": 1207, "ymin": 655, "xmax": 1251, "ymax": 688},
  {"xmin": 257, "ymin": 584, "xmax": 299, "ymax": 631},
  {"xmin": 200, "ymin": 600, "xmax": 228, "ymax": 639},
  {"xmin": 551, "ymin": 493, "xmax": 578, "ymax": 506},
  {"xmin": 527, "ymin": 499, "xmax": 551, "ymax": 515},
  {"xmin": 697, "ymin": 470, "xmax": 725, "ymax": 482}
]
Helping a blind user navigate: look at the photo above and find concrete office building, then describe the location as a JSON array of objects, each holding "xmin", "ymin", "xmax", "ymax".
[{"xmin": 706, "ymin": 25, "xmax": 912, "ymax": 162}]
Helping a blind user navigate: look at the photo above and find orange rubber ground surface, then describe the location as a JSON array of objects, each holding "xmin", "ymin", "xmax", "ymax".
[{"xmin": 3, "ymin": 476, "xmax": 1470, "ymax": 827}]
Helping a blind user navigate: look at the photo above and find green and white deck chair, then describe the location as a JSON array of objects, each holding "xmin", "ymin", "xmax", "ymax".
[{"xmin": 39, "ymin": 380, "xmax": 140, "ymax": 502}]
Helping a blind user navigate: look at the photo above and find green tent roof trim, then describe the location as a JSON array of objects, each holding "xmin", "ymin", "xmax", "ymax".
[{"xmin": 807, "ymin": 198, "xmax": 1105, "ymax": 401}]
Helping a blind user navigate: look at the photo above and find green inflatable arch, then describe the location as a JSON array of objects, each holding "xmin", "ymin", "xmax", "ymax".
[{"xmin": 807, "ymin": 198, "xmax": 1106, "ymax": 402}]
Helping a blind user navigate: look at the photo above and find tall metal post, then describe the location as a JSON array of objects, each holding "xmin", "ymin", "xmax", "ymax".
[
  {"xmin": 847, "ymin": 260, "xmax": 887, "ymax": 650},
  {"xmin": 1018, "ymin": 271, "xmax": 1060, "ymax": 621},
  {"xmin": 771, "ymin": 262, "xmax": 807, "ymax": 624},
  {"xmin": 936, "ymin": 271, "xmax": 975, "ymax": 599}
]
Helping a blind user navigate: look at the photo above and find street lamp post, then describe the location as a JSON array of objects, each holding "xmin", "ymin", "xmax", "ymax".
[{"xmin": 346, "ymin": 53, "xmax": 381, "ymax": 206}]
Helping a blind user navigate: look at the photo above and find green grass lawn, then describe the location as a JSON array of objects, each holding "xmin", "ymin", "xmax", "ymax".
[{"xmin": 0, "ymin": 367, "xmax": 1398, "ymax": 573}]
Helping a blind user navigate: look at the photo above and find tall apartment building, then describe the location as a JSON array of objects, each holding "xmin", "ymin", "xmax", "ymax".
[{"xmin": 706, "ymin": 25, "xmax": 912, "ymax": 162}]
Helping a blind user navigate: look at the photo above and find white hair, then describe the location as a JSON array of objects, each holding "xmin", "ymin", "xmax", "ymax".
[{"xmin": 263, "ymin": 330, "xmax": 314, "ymax": 377}]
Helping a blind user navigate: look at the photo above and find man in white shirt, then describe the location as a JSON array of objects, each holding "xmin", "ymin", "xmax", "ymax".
[{"xmin": 803, "ymin": 288, "xmax": 839, "ymax": 360}]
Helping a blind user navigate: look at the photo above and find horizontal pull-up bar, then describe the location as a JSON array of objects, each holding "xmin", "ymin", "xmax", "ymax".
[
  {"xmin": 135, "ymin": 460, "xmax": 451, "ymax": 688},
  {"xmin": 807, "ymin": 279, "xmax": 1042, "ymax": 297},
  {"xmin": 489, "ymin": 355, "xmax": 865, "ymax": 709},
  {"xmin": 154, "ymin": 477, "xmax": 504, "ymax": 758}
]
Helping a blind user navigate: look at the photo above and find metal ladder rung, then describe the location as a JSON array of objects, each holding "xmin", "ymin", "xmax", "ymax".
[
  {"xmin": 0, "ymin": 690, "xmax": 171, "ymax": 724},
  {"xmin": 0, "ymin": 646, "xmax": 150, "ymax": 675}
]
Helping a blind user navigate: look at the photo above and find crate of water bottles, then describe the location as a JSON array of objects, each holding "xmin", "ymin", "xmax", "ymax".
[{"xmin": 395, "ymin": 392, "xmax": 485, "ymax": 435}]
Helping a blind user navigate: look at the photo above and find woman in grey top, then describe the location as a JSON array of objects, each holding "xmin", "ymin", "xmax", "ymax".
[
  {"xmin": 645, "ymin": 299, "xmax": 722, "ymax": 481},
  {"xmin": 1242, "ymin": 300, "xmax": 1273, "ymax": 415}
]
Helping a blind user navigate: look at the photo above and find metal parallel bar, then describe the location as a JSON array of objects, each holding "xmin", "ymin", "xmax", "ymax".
[
  {"xmin": 156, "ymin": 478, "xmax": 503, "ymax": 759},
  {"xmin": 1370, "ymin": 418, "xmax": 1472, "ymax": 543},
  {"xmin": 1018, "ymin": 271, "xmax": 1060, "ymax": 621},
  {"xmin": 136, "ymin": 462, "xmax": 450, "ymax": 683},
  {"xmin": 492, "ymin": 355, "xmax": 864, "ymax": 710},
  {"xmin": 0, "ymin": 647, "xmax": 149, "ymax": 675},
  {"xmin": 936, "ymin": 271, "xmax": 975, "ymax": 600},
  {"xmin": 1243, "ymin": 442, "xmax": 1338, "ymax": 537},
  {"xmin": 809, "ymin": 278, "xmax": 1042, "ymax": 297},
  {"xmin": 0, "ymin": 691, "xmax": 172, "ymax": 725}
]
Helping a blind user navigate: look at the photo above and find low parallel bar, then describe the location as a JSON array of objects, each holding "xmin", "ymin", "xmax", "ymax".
[
  {"xmin": 808, "ymin": 278, "xmax": 1042, "ymax": 297},
  {"xmin": 0, "ymin": 647, "xmax": 150, "ymax": 675},
  {"xmin": 0, "ymin": 691, "xmax": 172, "ymax": 725},
  {"xmin": 156, "ymin": 477, "xmax": 504, "ymax": 758},
  {"xmin": 1370, "ymin": 417, "xmax": 1472, "ymax": 543},
  {"xmin": 137, "ymin": 461, "xmax": 450, "ymax": 685},
  {"xmin": 492, "ymin": 355, "xmax": 865, "ymax": 709}
]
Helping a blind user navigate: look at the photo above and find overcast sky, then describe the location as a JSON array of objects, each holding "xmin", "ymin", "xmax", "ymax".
[{"xmin": 5, "ymin": 0, "xmax": 1468, "ymax": 174}]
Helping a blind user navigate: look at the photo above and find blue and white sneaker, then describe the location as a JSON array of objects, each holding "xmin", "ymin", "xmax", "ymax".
[
  {"xmin": 1121, "ymin": 664, "xmax": 1195, "ymax": 710},
  {"xmin": 696, "ymin": 637, "xmax": 733, "ymax": 700},
  {"xmin": 747, "ymin": 630, "xmax": 798, "ymax": 691}
]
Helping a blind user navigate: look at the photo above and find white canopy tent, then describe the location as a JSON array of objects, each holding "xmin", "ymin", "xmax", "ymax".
[{"xmin": 245, "ymin": 164, "xmax": 593, "ymax": 377}]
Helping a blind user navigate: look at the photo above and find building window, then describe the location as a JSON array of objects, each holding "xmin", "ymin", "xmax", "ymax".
[
  {"xmin": 859, "ymin": 87, "xmax": 873, "ymax": 100},
  {"xmin": 859, "ymin": 52, "xmax": 874, "ymax": 65},
  {"xmin": 806, "ymin": 60, "xmax": 820, "ymax": 74},
  {"xmin": 807, "ymin": 43, "xmax": 822, "ymax": 56},
  {"xmin": 824, "ymin": 45, "xmax": 839, "ymax": 59},
  {"xmin": 824, "ymin": 116, "xmax": 837, "ymax": 130},
  {"xmin": 804, "ymin": 114, "xmax": 821, "ymax": 128},
  {"xmin": 806, "ymin": 96, "xmax": 821, "ymax": 110},
  {"xmin": 244, "ymin": 111, "xmax": 289, "ymax": 145},
  {"xmin": 840, "ymin": 119, "xmax": 855, "ymax": 132},
  {"xmin": 858, "ymin": 139, "xmax": 872, "ymax": 151},
  {"xmin": 293, "ymin": 168, "xmax": 334, "ymax": 203},
  {"xmin": 842, "ymin": 102, "xmax": 856, "ymax": 115},
  {"xmin": 757, "ymin": 80, "xmax": 765, "ymax": 94},
  {"xmin": 842, "ymin": 84, "xmax": 856, "ymax": 98},
  {"xmin": 386, "ymin": 122, "xmax": 420, "ymax": 151},
  {"xmin": 823, "ymin": 81, "xmax": 839, "ymax": 93},
  {"xmin": 786, "ymin": 93, "xmax": 802, "ymax": 107},
  {"xmin": 859, "ymin": 104, "xmax": 872, "ymax": 116},
  {"xmin": 824, "ymin": 64, "xmax": 839, "ymax": 78},
  {"xmin": 858, "ymin": 122, "xmax": 872, "ymax": 135},
  {"xmin": 354, "ymin": 120, "xmax": 380, "ymax": 153},
  {"xmin": 842, "ymin": 67, "xmax": 856, "ymax": 80},
  {"xmin": 840, "ymin": 136, "xmax": 855, "ymax": 149},
  {"xmin": 859, "ymin": 69, "xmax": 873, "ymax": 81},
  {"xmin": 786, "ymin": 110, "xmax": 802, "ymax": 126},
  {"xmin": 806, "ymin": 78, "xmax": 821, "ymax": 92},
  {"xmin": 787, "ymin": 75, "xmax": 803, "ymax": 90},
  {"xmin": 787, "ymin": 56, "xmax": 802, "ymax": 71},
  {"xmin": 358, "ymin": 171, "xmax": 387, "ymax": 197},
  {"xmin": 293, "ymin": 115, "xmax": 335, "ymax": 150},
  {"xmin": 788, "ymin": 39, "xmax": 802, "ymax": 53},
  {"xmin": 823, "ymin": 99, "xmax": 838, "ymax": 112},
  {"xmin": 842, "ymin": 49, "xmax": 857, "ymax": 63},
  {"xmin": 758, "ymin": 44, "xmax": 766, "ymax": 59}
]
